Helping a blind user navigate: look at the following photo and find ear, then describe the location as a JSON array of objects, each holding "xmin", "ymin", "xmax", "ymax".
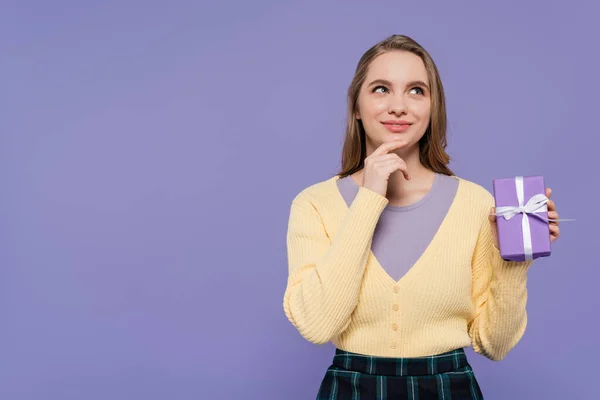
[{"xmin": 355, "ymin": 110, "xmax": 361, "ymax": 120}]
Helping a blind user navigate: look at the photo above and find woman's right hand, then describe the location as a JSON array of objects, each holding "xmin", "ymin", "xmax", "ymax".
[{"xmin": 361, "ymin": 139, "xmax": 410, "ymax": 198}]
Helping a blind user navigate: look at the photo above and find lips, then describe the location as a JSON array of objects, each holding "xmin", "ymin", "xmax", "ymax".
[
  {"xmin": 381, "ymin": 120, "xmax": 412, "ymax": 133},
  {"xmin": 381, "ymin": 120, "xmax": 412, "ymax": 126}
]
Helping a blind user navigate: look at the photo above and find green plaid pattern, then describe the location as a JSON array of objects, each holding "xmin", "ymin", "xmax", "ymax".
[{"xmin": 316, "ymin": 348, "xmax": 483, "ymax": 399}]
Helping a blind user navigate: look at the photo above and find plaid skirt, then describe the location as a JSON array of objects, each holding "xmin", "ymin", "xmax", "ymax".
[{"xmin": 316, "ymin": 348, "xmax": 484, "ymax": 400}]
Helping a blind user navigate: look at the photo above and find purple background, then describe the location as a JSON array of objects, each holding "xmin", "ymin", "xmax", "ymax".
[{"xmin": 1, "ymin": 1, "xmax": 597, "ymax": 399}]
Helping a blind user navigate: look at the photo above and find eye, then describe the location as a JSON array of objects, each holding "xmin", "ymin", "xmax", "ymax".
[
  {"xmin": 372, "ymin": 85, "xmax": 389, "ymax": 94},
  {"xmin": 409, "ymin": 87, "xmax": 425, "ymax": 95}
]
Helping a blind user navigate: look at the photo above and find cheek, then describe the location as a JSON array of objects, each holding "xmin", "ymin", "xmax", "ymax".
[
  {"xmin": 373, "ymin": 100, "xmax": 387, "ymax": 114},
  {"xmin": 360, "ymin": 98, "xmax": 387, "ymax": 117},
  {"xmin": 411, "ymin": 101, "xmax": 431, "ymax": 121}
]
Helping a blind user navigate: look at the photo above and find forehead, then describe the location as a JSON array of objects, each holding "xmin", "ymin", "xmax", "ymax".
[{"xmin": 365, "ymin": 51, "xmax": 429, "ymax": 84}]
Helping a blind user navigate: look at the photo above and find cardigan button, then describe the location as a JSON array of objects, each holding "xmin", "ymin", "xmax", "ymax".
[
  {"xmin": 392, "ymin": 304, "xmax": 399, "ymax": 311},
  {"xmin": 392, "ymin": 323, "xmax": 398, "ymax": 331},
  {"xmin": 393, "ymin": 286, "xmax": 399, "ymax": 293},
  {"xmin": 391, "ymin": 343, "xmax": 397, "ymax": 349}
]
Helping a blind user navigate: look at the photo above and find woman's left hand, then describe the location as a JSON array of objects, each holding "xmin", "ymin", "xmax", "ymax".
[{"xmin": 489, "ymin": 187, "xmax": 561, "ymax": 250}]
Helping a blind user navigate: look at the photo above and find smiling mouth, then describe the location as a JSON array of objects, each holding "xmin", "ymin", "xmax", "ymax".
[{"xmin": 381, "ymin": 122, "xmax": 412, "ymax": 132}]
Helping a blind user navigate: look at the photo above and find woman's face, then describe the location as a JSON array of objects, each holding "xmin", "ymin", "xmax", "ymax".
[{"xmin": 356, "ymin": 50, "xmax": 431, "ymax": 151}]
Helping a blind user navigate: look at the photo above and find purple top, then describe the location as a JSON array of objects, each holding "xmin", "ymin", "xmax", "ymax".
[{"xmin": 336, "ymin": 173, "xmax": 459, "ymax": 282}]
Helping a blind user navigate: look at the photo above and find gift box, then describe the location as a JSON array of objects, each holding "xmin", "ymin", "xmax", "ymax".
[{"xmin": 492, "ymin": 176, "xmax": 551, "ymax": 262}]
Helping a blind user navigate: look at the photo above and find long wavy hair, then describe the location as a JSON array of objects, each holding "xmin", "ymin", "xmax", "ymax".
[{"xmin": 337, "ymin": 34, "xmax": 454, "ymax": 178}]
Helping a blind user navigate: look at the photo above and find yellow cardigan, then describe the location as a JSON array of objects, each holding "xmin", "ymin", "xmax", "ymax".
[{"xmin": 283, "ymin": 175, "xmax": 533, "ymax": 361}]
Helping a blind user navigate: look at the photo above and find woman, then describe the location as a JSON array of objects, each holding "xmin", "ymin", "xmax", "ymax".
[{"xmin": 282, "ymin": 35, "xmax": 561, "ymax": 399}]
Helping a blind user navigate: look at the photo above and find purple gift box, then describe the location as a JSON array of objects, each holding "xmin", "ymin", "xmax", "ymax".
[{"xmin": 492, "ymin": 176, "xmax": 551, "ymax": 262}]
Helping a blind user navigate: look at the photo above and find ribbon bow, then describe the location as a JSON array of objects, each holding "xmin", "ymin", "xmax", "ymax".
[{"xmin": 495, "ymin": 193, "xmax": 551, "ymax": 223}]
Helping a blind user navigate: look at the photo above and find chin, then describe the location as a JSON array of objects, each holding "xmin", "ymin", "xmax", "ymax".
[{"xmin": 383, "ymin": 132, "xmax": 411, "ymax": 143}]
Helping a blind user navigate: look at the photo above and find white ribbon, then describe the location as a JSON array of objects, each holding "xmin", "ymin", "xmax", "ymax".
[{"xmin": 494, "ymin": 176, "xmax": 575, "ymax": 261}]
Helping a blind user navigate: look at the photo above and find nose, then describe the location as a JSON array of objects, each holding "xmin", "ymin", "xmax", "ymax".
[{"xmin": 387, "ymin": 94, "xmax": 407, "ymax": 116}]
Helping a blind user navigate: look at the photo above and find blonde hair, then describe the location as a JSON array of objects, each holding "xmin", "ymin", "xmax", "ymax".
[{"xmin": 337, "ymin": 34, "xmax": 454, "ymax": 178}]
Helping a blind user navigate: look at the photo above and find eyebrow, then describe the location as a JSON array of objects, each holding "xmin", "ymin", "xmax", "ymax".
[{"xmin": 367, "ymin": 79, "xmax": 430, "ymax": 90}]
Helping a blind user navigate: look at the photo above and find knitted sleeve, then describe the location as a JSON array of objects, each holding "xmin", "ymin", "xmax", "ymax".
[
  {"xmin": 283, "ymin": 187, "xmax": 388, "ymax": 344},
  {"xmin": 468, "ymin": 193, "xmax": 534, "ymax": 361}
]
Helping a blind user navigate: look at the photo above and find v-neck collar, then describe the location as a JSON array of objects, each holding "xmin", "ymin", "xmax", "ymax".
[{"xmin": 329, "ymin": 174, "xmax": 464, "ymax": 288}]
